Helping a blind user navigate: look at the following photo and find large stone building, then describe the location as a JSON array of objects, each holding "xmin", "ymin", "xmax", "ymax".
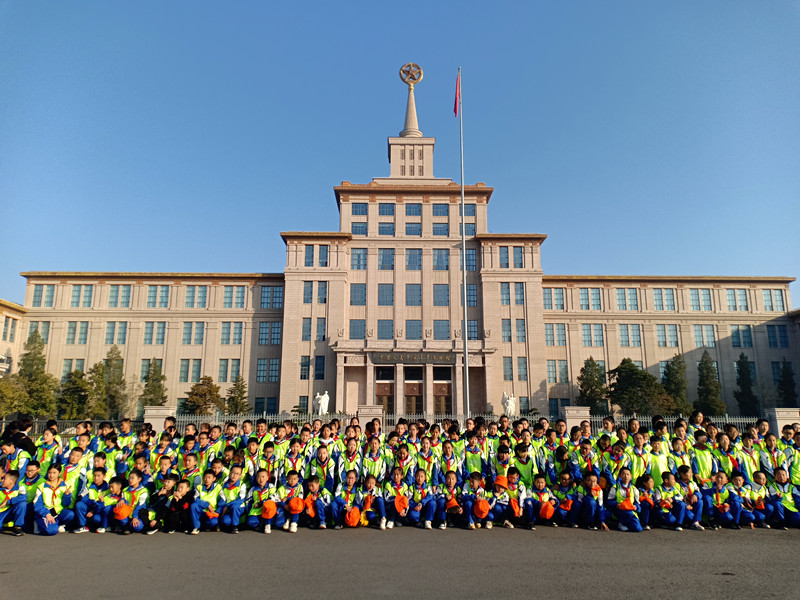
[{"xmin": 3, "ymin": 70, "xmax": 799, "ymax": 416}]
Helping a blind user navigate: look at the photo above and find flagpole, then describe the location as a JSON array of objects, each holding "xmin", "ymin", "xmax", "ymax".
[{"xmin": 458, "ymin": 67, "xmax": 470, "ymax": 419}]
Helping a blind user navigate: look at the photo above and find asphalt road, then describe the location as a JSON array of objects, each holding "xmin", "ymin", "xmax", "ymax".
[{"xmin": 1, "ymin": 526, "xmax": 798, "ymax": 599}]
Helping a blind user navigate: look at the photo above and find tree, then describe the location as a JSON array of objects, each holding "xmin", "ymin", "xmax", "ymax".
[
  {"xmin": 608, "ymin": 358, "xmax": 676, "ymax": 415},
  {"xmin": 777, "ymin": 360, "xmax": 798, "ymax": 408},
  {"xmin": 0, "ymin": 374, "xmax": 29, "ymax": 417},
  {"xmin": 104, "ymin": 346, "xmax": 130, "ymax": 418},
  {"xmin": 226, "ymin": 375, "xmax": 249, "ymax": 415},
  {"xmin": 59, "ymin": 370, "xmax": 91, "ymax": 419},
  {"xmin": 733, "ymin": 353, "xmax": 759, "ymax": 416},
  {"xmin": 85, "ymin": 361, "xmax": 109, "ymax": 419},
  {"xmin": 662, "ymin": 354, "xmax": 691, "ymax": 415},
  {"xmin": 140, "ymin": 359, "xmax": 167, "ymax": 407},
  {"xmin": 577, "ymin": 357, "xmax": 608, "ymax": 415},
  {"xmin": 16, "ymin": 330, "xmax": 59, "ymax": 417},
  {"xmin": 695, "ymin": 350, "xmax": 726, "ymax": 416},
  {"xmin": 184, "ymin": 376, "xmax": 223, "ymax": 415}
]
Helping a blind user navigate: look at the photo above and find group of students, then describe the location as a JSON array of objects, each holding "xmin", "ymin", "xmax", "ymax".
[{"xmin": 1, "ymin": 411, "xmax": 800, "ymax": 537}]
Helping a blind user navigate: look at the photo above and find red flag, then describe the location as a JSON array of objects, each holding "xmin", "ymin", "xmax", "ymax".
[{"xmin": 454, "ymin": 71, "xmax": 461, "ymax": 116}]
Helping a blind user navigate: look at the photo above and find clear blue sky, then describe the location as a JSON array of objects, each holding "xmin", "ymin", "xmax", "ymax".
[{"xmin": 2, "ymin": 1, "xmax": 799, "ymax": 306}]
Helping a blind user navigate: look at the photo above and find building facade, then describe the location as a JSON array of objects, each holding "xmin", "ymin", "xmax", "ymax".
[{"xmin": 5, "ymin": 74, "xmax": 799, "ymax": 416}]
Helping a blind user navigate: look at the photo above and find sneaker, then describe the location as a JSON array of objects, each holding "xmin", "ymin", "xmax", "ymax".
[
  {"xmin": 95, "ymin": 528, "xmax": 106, "ymax": 534},
  {"xmin": 416, "ymin": 521, "xmax": 424, "ymax": 528},
  {"xmin": 33, "ymin": 523, "xmax": 40, "ymax": 535},
  {"xmin": 58, "ymin": 526, "xmax": 66, "ymax": 533},
  {"xmin": 588, "ymin": 525, "xmax": 598, "ymax": 531},
  {"xmin": 571, "ymin": 523, "xmax": 579, "ymax": 528},
  {"xmin": 528, "ymin": 524, "xmax": 536, "ymax": 531},
  {"xmin": 762, "ymin": 523, "xmax": 771, "ymax": 529},
  {"xmin": 334, "ymin": 524, "xmax": 342, "ymax": 530},
  {"xmin": 424, "ymin": 521, "xmax": 433, "ymax": 530},
  {"xmin": 731, "ymin": 524, "xmax": 741, "ymax": 530},
  {"xmin": 231, "ymin": 527, "xmax": 239, "ymax": 534},
  {"xmin": 289, "ymin": 522, "xmax": 298, "ymax": 533},
  {"xmin": 282, "ymin": 521, "xmax": 290, "ymax": 531},
  {"xmin": 467, "ymin": 523, "xmax": 476, "ymax": 530},
  {"xmin": 691, "ymin": 522, "xmax": 705, "ymax": 531},
  {"xmin": 395, "ymin": 521, "xmax": 402, "ymax": 527},
  {"xmin": 674, "ymin": 526, "xmax": 683, "ymax": 532},
  {"xmin": 380, "ymin": 518, "xmax": 387, "ymax": 531},
  {"xmin": 146, "ymin": 529, "xmax": 157, "ymax": 535},
  {"xmin": 189, "ymin": 528, "xmax": 200, "ymax": 535},
  {"xmin": 121, "ymin": 530, "xmax": 132, "ymax": 535},
  {"xmin": 503, "ymin": 520, "xmax": 514, "ymax": 529},
  {"xmin": 386, "ymin": 521, "xmax": 394, "ymax": 530},
  {"xmin": 551, "ymin": 523, "xmax": 558, "ymax": 528},
  {"xmin": 72, "ymin": 527, "xmax": 89, "ymax": 534},
  {"xmin": 438, "ymin": 522, "xmax": 447, "ymax": 530},
  {"xmin": 618, "ymin": 523, "xmax": 629, "ymax": 532},
  {"xmin": 319, "ymin": 523, "xmax": 327, "ymax": 530},
  {"xmin": 643, "ymin": 525, "xmax": 651, "ymax": 531},
  {"xmin": 485, "ymin": 521, "xmax": 493, "ymax": 530},
  {"xmin": 10, "ymin": 527, "xmax": 24, "ymax": 537},
  {"xmin": 264, "ymin": 525, "xmax": 271, "ymax": 534},
  {"xmin": 165, "ymin": 530, "xmax": 175, "ymax": 535}
]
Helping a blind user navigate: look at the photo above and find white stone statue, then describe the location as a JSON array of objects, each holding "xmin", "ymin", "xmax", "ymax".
[
  {"xmin": 502, "ymin": 393, "xmax": 518, "ymax": 417},
  {"xmin": 312, "ymin": 393, "xmax": 321, "ymax": 415},
  {"xmin": 501, "ymin": 392, "xmax": 509, "ymax": 414},
  {"xmin": 319, "ymin": 390, "xmax": 330, "ymax": 415}
]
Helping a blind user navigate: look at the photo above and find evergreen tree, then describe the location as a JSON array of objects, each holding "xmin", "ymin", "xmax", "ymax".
[
  {"xmin": 184, "ymin": 376, "xmax": 223, "ymax": 415},
  {"xmin": 662, "ymin": 354, "xmax": 691, "ymax": 415},
  {"xmin": 733, "ymin": 353, "xmax": 759, "ymax": 416},
  {"xmin": 0, "ymin": 374, "xmax": 29, "ymax": 417},
  {"xmin": 140, "ymin": 359, "xmax": 167, "ymax": 407},
  {"xmin": 59, "ymin": 370, "xmax": 90, "ymax": 419},
  {"xmin": 577, "ymin": 357, "xmax": 608, "ymax": 415},
  {"xmin": 104, "ymin": 346, "xmax": 130, "ymax": 418},
  {"xmin": 226, "ymin": 375, "xmax": 249, "ymax": 415},
  {"xmin": 16, "ymin": 330, "xmax": 59, "ymax": 416},
  {"xmin": 608, "ymin": 358, "xmax": 676, "ymax": 415},
  {"xmin": 695, "ymin": 350, "xmax": 726, "ymax": 416},
  {"xmin": 85, "ymin": 361, "xmax": 109, "ymax": 419},
  {"xmin": 777, "ymin": 360, "xmax": 798, "ymax": 408}
]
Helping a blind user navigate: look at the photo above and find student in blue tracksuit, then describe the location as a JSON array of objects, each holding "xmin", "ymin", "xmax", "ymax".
[
  {"xmin": 217, "ymin": 465, "xmax": 247, "ymax": 533},
  {"xmin": 0, "ymin": 470, "xmax": 26, "ymax": 536},
  {"xmin": 73, "ymin": 467, "xmax": 109, "ymax": 533},
  {"xmin": 607, "ymin": 467, "xmax": 642, "ymax": 532},
  {"xmin": 406, "ymin": 468, "xmax": 436, "ymax": 529},
  {"xmin": 703, "ymin": 471, "xmax": 742, "ymax": 530}
]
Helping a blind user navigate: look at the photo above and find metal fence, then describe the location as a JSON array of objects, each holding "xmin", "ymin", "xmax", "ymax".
[
  {"xmin": 171, "ymin": 413, "xmax": 359, "ymax": 432},
  {"xmin": 587, "ymin": 414, "xmax": 759, "ymax": 434}
]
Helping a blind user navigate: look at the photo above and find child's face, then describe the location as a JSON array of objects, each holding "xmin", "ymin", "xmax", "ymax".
[
  {"xmin": 68, "ymin": 451, "xmax": 81, "ymax": 465},
  {"xmin": 642, "ymin": 479, "xmax": 654, "ymax": 491},
  {"xmin": 203, "ymin": 474, "xmax": 215, "ymax": 487},
  {"xmin": 679, "ymin": 471, "xmax": 692, "ymax": 482},
  {"xmin": 445, "ymin": 473, "xmax": 457, "ymax": 488},
  {"xmin": 347, "ymin": 440, "xmax": 357, "ymax": 454},
  {"xmin": 369, "ymin": 439, "xmax": 380, "ymax": 453},
  {"xmin": 198, "ymin": 435, "xmax": 209, "ymax": 446},
  {"xmin": 651, "ymin": 441, "xmax": 661, "ymax": 452},
  {"xmin": 109, "ymin": 482, "xmax": 122, "ymax": 495},
  {"xmin": 26, "ymin": 465, "xmax": 39, "ymax": 480},
  {"xmin": 620, "ymin": 471, "xmax": 631, "ymax": 484},
  {"xmin": 163, "ymin": 479, "xmax": 176, "ymax": 492},
  {"xmin": 398, "ymin": 448, "xmax": 408, "ymax": 460},
  {"xmin": 559, "ymin": 475, "xmax": 571, "ymax": 487},
  {"xmin": 534, "ymin": 479, "xmax": 546, "ymax": 490},
  {"xmin": 508, "ymin": 473, "xmax": 519, "ymax": 486},
  {"xmin": 317, "ymin": 448, "xmax": 329, "ymax": 462},
  {"xmin": 494, "ymin": 484, "xmax": 504, "ymax": 494},
  {"xmin": 255, "ymin": 472, "xmax": 268, "ymax": 487},
  {"xmin": 365, "ymin": 479, "xmax": 375, "ymax": 491},
  {"xmin": 223, "ymin": 450, "xmax": 234, "ymax": 461},
  {"xmin": 714, "ymin": 473, "xmax": 728, "ymax": 487},
  {"xmin": 2, "ymin": 474, "xmax": 15, "ymax": 488},
  {"xmin": 47, "ymin": 468, "xmax": 59, "ymax": 482},
  {"xmin": 415, "ymin": 472, "xmax": 426, "ymax": 485},
  {"xmin": 307, "ymin": 480, "xmax": 320, "ymax": 493},
  {"xmin": 345, "ymin": 473, "xmax": 356, "ymax": 487},
  {"xmin": 498, "ymin": 451, "xmax": 509, "ymax": 462},
  {"xmin": 300, "ymin": 431, "xmax": 310, "ymax": 444},
  {"xmin": 230, "ymin": 468, "xmax": 242, "ymax": 483},
  {"xmin": 93, "ymin": 472, "xmax": 105, "ymax": 486},
  {"xmin": 774, "ymin": 470, "xmax": 788, "ymax": 484},
  {"xmin": 754, "ymin": 473, "xmax": 766, "ymax": 486},
  {"xmin": 160, "ymin": 459, "xmax": 172, "ymax": 472},
  {"xmin": 470, "ymin": 478, "xmax": 481, "ymax": 490},
  {"xmin": 517, "ymin": 450, "xmax": 528, "ymax": 461},
  {"xmin": 732, "ymin": 476, "xmax": 744, "ymax": 488},
  {"xmin": 129, "ymin": 474, "xmax": 142, "ymax": 488},
  {"xmin": 135, "ymin": 459, "xmax": 147, "ymax": 472},
  {"xmin": 186, "ymin": 457, "xmax": 197, "ymax": 469},
  {"xmin": 421, "ymin": 438, "xmax": 431, "ymax": 452},
  {"xmin": 392, "ymin": 470, "xmax": 402, "ymax": 484},
  {"xmin": 287, "ymin": 473, "xmax": 300, "ymax": 487},
  {"xmin": 212, "ymin": 464, "xmax": 223, "ymax": 474},
  {"xmin": 489, "ymin": 424, "xmax": 498, "ymax": 435},
  {"xmin": 663, "ymin": 475, "xmax": 675, "ymax": 487},
  {"xmin": 43, "ymin": 431, "xmax": 54, "ymax": 444},
  {"xmin": 248, "ymin": 442, "xmax": 259, "ymax": 454},
  {"xmin": 585, "ymin": 475, "xmax": 597, "ymax": 488}
]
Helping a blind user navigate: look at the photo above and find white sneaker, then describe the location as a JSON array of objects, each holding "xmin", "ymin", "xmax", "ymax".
[
  {"xmin": 146, "ymin": 528, "xmax": 157, "ymax": 535},
  {"xmin": 95, "ymin": 528, "xmax": 106, "ymax": 534},
  {"xmin": 674, "ymin": 526, "xmax": 683, "ymax": 532},
  {"xmin": 424, "ymin": 521, "xmax": 433, "ymax": 530},
  {"xmin": 334, "ymin": 524, "xmax": 342, "ymax": 530},
  {"xmin": 691, "ymin": 522, "xmax": 705, "ymax": 531},
  {"xmin": 379, "ymin": 518, "xmax": 387, "ymax": 530},
  {"xmin": 289, "ymin": 522, "xmax": 298, "ymax": 533},
  {"xmin": 282, "ymin": 521, "xmax": 290, "ymax": 531},
  {"xmin": 467, "ymin": 523, "xmax": 476, "ymax": 530},
  {"xmin": 503, "ymin": 520, "xmax": 514, "ymax": 529},
  {"xmin": 618, "ymin": 523, "xmax": 628, "ymax": 532},
  {"xmin": 438, "ymin": 522, "xmax": 447, "ymax": 530},
  {"xmin": 485, "ymin": 521, "xmax": 493, "ymax": 530},
  {"xmin": 264, "ymin": 524, "xmax": 271, "ymax": 534},
  {"xmin": 386, "ymin": 521, "xmax": 395, "ymax": 529},
  {"xmin": 190, "ymin": 528, "xmax": 199, "ymax": 535},
  {"xmin": 319, "ymin": 523, "xmax": 327, "ymax": 530},
  {"xmin": 72, "ymin": 527, "xmax": 89, "ymax": 534},
  {"xmin": 58, "ymin": 526, "xmax": 66, "ymax": 533},
  {"xmin": 395, "ymin": 521, "xmax": 402, "ymax": 527}
]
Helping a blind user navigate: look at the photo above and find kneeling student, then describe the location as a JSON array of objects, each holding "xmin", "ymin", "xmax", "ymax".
[
  {"xmin": 357, "ymin": 474, "xmax": 386, "ymax": 529},
  {"xmin": 653, "ymin": 472, "xmax": 688, "ymax": 531},
  {"xmin": 303, "ymin": 475, "xmax": 332, "ymax": 529},
  {"xmin": 607, "ymin": 467, "xmax": 642, "ymax": 532}
]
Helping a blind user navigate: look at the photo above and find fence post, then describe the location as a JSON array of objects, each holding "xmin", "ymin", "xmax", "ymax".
[{"xmin": 561, "ymin": 405, "xmax": 591, "ymax": 433}]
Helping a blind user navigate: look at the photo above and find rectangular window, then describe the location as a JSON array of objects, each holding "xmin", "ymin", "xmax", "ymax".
[
  {"xmin": 190, "ymin": 359, "xmax": 201, "ymax": 383},
  {"xmin": 763, "ymin": 289, "xmax": 786, "ymax": 312},
  {"xmin": 513, "ymin": 247, "xmax": 524, "ymax": 268},
  {"xmin": 109, "ymin": 285, "xmax": 127, "ymax": 308},
  {"xmin": 378, "ymin": 203, "xmax": 395, "ymax": 216},
  {"xmin": 300, "ymin": 356, "xmax": 310, "ymax": 380},
  {"xmin": 768, "ymin": 325, "xmax": 790, "ymax": 348},
  {"xmin": 558, "ymin": 360, "xmax": 569, "ymax": 383},
  {"xmin": 146, "ymin": 286, "xmax": 157, "ymax": 308},
  {"xmin": 351, "ymin": 222, "xmax": 367, "ymax": 235},
  {"xmin": 155, "ymin": 322, "xmax": 165, "ymax": 344},
  {"xmin": 546, "ymin": 360, "xmax": 557, "ymax": 383},
  {"xmin": 582, "ymin": 324, "xmax": 592, "ymax": 347},
  {"xmin": 314, "ymin": 355, "xmax": 325, "ymax": 380},
  {"xmin": 668, "ymin": 324, "xmax": 679, "ymax": 347},
  {"xmin": 378, "ymin": 223, "xmax": 395, "ymax": 236},
  {"xmin": 184, "ymin": 286, "xmax": 195, "ymax": 308},
  {"xmin": 499, "ymin": 247, "xmax": 509, "ymax": 268},
  {"xmin": 105, "ymin": 322, "xmax": 116, "ymax": 345},
  {"xmin": 730, "ymin": 325, "xmax": 753, "ymax": 348},
  {"xmin": 406, "ymin": 248, "xmax": 422, "ymax": 270},
  {"xmin": 378, "ymin": 283, "xmax": 394, "ymax": 306},
  {"xmin": 460, "ymin": 204, "xmax": 476, "ymax": 217},
  {"xmin": 269, "ymin": 358, "xmax": 280, "ymax": 382},
  {"xmin": 77, "ymin": 322, "xmax": 88, "ymax": 345},
  {"xmin": 433, "ymin": 320, "xmax": 449, "ymax": 340},
  {"xmin": 466, "ymin": 284, "xmax": 477, "ymax": 306},
  {"xmin": 704, "ymin": 325, "xmax": 715, "ymax": 348},
  {"xmin": 318, "ymin": 245, "xmax": 329, "ymax": 267},
  {"xmin": 406, "ymin": 203, "xmax": 421, "ymax": 216},
  {"xmin": 555, "ymin": 323, "xmax": 566, "ymax": 346},
  {"xmin": 657, "ymin": 324, "xmax": 667, "ymax": 347},
  {"xmin": 690, "ymin": 289, "xmax": 700, "ymax": 311},
  {"xmin": 727, "ymin": 289, "xmax": 749, "ymax": 311},
  {"xmin": 350, "ymin": 319, "xmax": 366, "ymax": 340},
  {"xmin": 157, "ymin": 286, "xmax": 168, "ymax": 308},
  {"xmin": 70, "ymin": 285, "xmax": 81, "ymax": 308},
  {"xmin": 350, "ymin": 283, "xmax": 367, "ymax": 306},
  {"xmin": 143, "ymin": 322, "xmax": 154, "ymax": 344},
  {"xmin": 772, "ymin": 362, "xmax": 791, "ymax": 385},
  {"xmin": 500, "ymin": 282, "xmax": 510, "ymax": 305},
  {"xmin": 270, "ymin": 322, "xmax": 282, "ymax": 345},
  {"xmin": 545, "ymin": 323, "xmax": 555, "ymax": 346},
  {"xmin": 220, "ymin": 322, "xmax": 231, "ymax": 345},
  {"xmin": 77, "ymin": 285, "xmax": 92, "ymax": 307},
  {"xmin": 459, "ymin": 223, "xmax": 476, "ymax": 236},
  {"xmin": 61, "ymin": 359, "xmax": 73, "ymax": 382},
  {"xmin": 405, "ymin": 283, "xmax": 422, "ymax": 307},
  {"xmin": 223, "ymin": 286, "xmax": 233, "ymax": 308},
  {"xmin": 617, "ymin": 289, "xmax": 639, "ymax": 311},
  {"xmin": 432, "ymin": 223, "xmax": 449, "ymax": 236},
  {"xmin": 464, "ymin": 248, "xmax": 476, "ymax": 271},
  {"xmin": 514, "ymin": 282, "xmax": 525, "ymax": 305},
  {"xmin": 28, "ymin": 321, "xmax": 50, "ymax": 344},
  {"xmin": 179, "ymin": 359, "xmax": 190, "ymax": 383},
  {"xmin": 432, "ymin": 204, "xmax": 449, "ymax": 217},
  {"xmin": 183, "ymin": 322, "xmax": 194, "ymax": 345},
  {"xmin": 517, "ymin": 357, "xmax": 528, "ymax": 381},
  {"xmin": 467, "ymin": 320, "xmax": 478, "ymax": 341},
  {"xmin": 579, "ymin": 288, "xmax": 589, "ymax": 310},
  {"xmin": 593, "ymin": 323, "xmax": 604, "ymax": 346},
  {"xmin": 502, "ymin": 319, "xmax": 512, "ymax": 342},
  {"xmin": 318, "ymin": 281, "xmax": 327, "ymax": 304},
  {"xmin": 256, "ymin": 358, "xmax": 268, "ymax": 383},
  {"xmin": 235, "ymin": 286, "xmax": 246, "ymax": 308},
  {"xmin": 352, "ymin": 203, "xmax": 368, "ymax": 215},
  {"xmin": 377, "ymin": 319, "xmax": 394, "ymax": 340},
  {"xmin": 619, "ymin": 324, "xmax": 630, "ymax": 347},
  {"xmin": 305, "ymin": 245, "xmax": 315, "ymax": 267},
  {"xmin": 630, "ymin": 324, "xmax": 641, "ymax": 347},
  {"xmin": 351, "ymin": 248, "xmax": 367, "ymax": 270},
  {"xmin": 192, "ymin": 286, "xmax": 207, "ymax": 308},
  {"xmin": 633, "ymin": 361, "xmax": 643, "ymax": 369},
  {"xmin": 734, "ymin": 360, "xmax": 757, "ymax": 386},
  {"xmin": 316, "ymin": 318, "xmax": 326, "ymax": 341},
  {"xmin": 261, "ymin": 286, "xmax": 271, "ymax": 308},
  {"xmin": 701, "ymin": 289, "xmax": 712, "ymax": 311},
  {"xmin": 660, "ymin": 361, "xmax": 669, "ymax": 382},
  {"xmin": 406, "ymin": 320, "xmax": 422, "ymax": 340},
  {"xmin": 303, "ymin": 281, "xmax": 313, "ymax": 304},
  {"xmin": 432, "ymin": 249, "xmax": 449, "ymax": 271},
  {"xmin": 302, "ymin": 318, "xmax": 312, "ymax": 341},
  {"xmin": 219, "ymin": 359, "xmax": 229, "ymax": 383},
  {"xmin": 591, "ymin": 288, "xmax": 601, "ymax": 310},
  {"xmin": 516, "ymin": 319, "xmax": 526, "ymax": 343},
  {"xmin": 32, "ymin": 284, "xmax": 43, "ymax": 307},
  {"xmin": 405, "ymin": 223, "xmax": 422, "ymax": 236},
  {"xmin": 299, "ymin": 396, "xmax": 309, "ymax": 412},
  {"xmin": 543, "ymin": 288, "xmax": 553, "ymax": 310},
  {"xmin": 553, "ymin": 289, "xmax": 565, "ymax": 310},
  {"xmin": 194, "ymin": 322, "xmax": 205, "ymax": 344},
  {"xmin": 503, "ymin": 357, "xmax": 513, "ymax": 381},
  {"xmin": 230, "ymin": 359, "xmax": 240, "ymax": 381},
  {"xmin": 433, "ymin": 284, "xmax": 450, "ymax": 306},
  {"xmin": 259, "ymin": 322, "xmax": 270, "ymax": 345},
  {"xmin": 378, "ymin": 248, "xmax": 394, "ymax": 270},
  {"xmin": 66, "ymin": 321, "xmax": 77, "ymax": 344}
]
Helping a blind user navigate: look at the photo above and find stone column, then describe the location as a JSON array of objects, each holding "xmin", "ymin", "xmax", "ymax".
[
  {"xmin": 394, "ymin": 362, "xmax": 404, "ymax": 417},
  {"xmin": 766, "ymin": 408, "xmax": 800, "ymax": 436},
  {"xmin": 561, "ymin": 405, "xmax": 591, "ymax": 433},
  {"xmin": 424, "ymin": 363, "xmax": 434, "ymax": 416}
]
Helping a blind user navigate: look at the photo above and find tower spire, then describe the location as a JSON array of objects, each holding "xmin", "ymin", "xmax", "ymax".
[{"xmin": 399, "ymin": 63, "xmax": 423, "ymax": 138}]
